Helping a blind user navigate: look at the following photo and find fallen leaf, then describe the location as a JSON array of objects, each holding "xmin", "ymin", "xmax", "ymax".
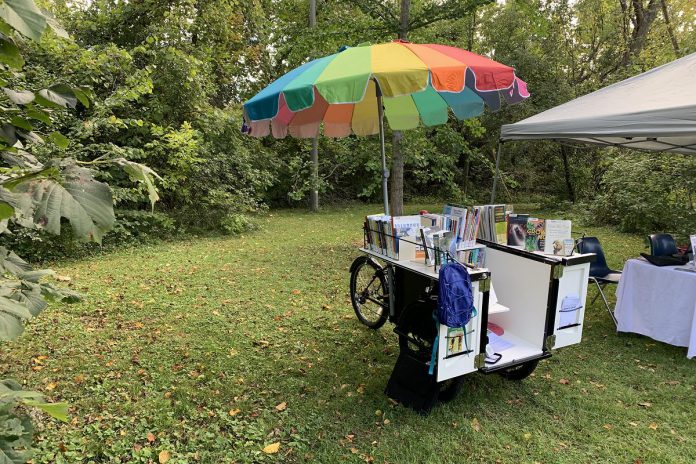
[
  {"xmin": 471, "ymin": 418, "xmax": 481, "ymax": 432},
  {"xmin": 523, "ymin": 432, "xmax": 532, "ymax": 440},
  {"xmin": 275, "ymin": 402, "xmax": 287, "ymax": 412},
  {"xmin": 629, "ymin": 422, "xmax": 639, "ymax": 427},
  {"xmin": 56, "ymin": 275, "xmax": 71, "ymax": 282},
  {"xmin": 147, "ymin": 432, "xmax": 155, "ymax": 443},
  {"xmin": 158, "ymin": 450, "xmax": 170, "ymax": 463},
  {"xmin": 292, "ymin": 289, "xmax": 301, "ymax": 295},
  {"xmin": 648, "ymin": 423, "xmax": 658, "ymax": 430},
  {"xmin": 350, "ymin": 447, "xmax": 359, "ymax": 454},
  {"xmin": 262, "ymin": 442, "xmax": 280, "ymax": 454},
  {"xmin": 45, "ymin": 382, "xmax": 57, "ymax": 391},
  {"xmin": 603, "ymin": 424, "xmax": 614, "ymax": 430},
  {"xmin": 559, "ymin": 379, "xmax": 569, "ymax": 385},
  {"xmin": 383, "ymin": 419, "xmax": 391, "ymax": 425},
  {"xmin": 229, "ymin": 408, "xmax": 241, "ymax": 416},
  {"xmin": 638, "ymin": 402, "xmax": 652, "ymax": 408}
]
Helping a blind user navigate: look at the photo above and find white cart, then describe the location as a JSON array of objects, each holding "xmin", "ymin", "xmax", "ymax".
[{"xmin": 349, "ymin": 237, "xmax": 594, "ymax": 412}]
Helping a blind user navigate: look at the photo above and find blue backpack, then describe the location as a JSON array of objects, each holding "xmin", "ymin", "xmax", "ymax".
[
  {"xmin": 437, "ymin": 263, "xmax": 475, "ymax": 328},
  {"xmin": 428, "ymin": 263, "xmax": 476, "ymax": 376}
]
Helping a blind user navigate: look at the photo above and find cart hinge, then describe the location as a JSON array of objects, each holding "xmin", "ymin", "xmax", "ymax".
[
  {"xmin": 474, "ymin": 353, "xmax": 486, "ymax": 369},
  {"xmin": 552, "ymin": 265, "xmax": 564, "ymax": 280},
  {"xmin": 545, "ymin": 334, "xmax": 557, "ymax": 350},
  {"xmin": 478, "ymin": 276, "xmax": 490, "ymax": 293}
]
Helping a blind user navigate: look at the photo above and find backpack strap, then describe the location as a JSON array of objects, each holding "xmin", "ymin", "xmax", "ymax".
[{"xmin": 428, "ymin": 311, "xmax": 439, "ymax": 376}]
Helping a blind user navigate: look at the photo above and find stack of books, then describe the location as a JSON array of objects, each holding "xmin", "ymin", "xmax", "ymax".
[
  {"xmin": 364, "ymin": 214, "xmax": 421, "ymax": 259},
  {"xmin": 475, "ymin": 204, "xmax": 509, "ymax": 244}
]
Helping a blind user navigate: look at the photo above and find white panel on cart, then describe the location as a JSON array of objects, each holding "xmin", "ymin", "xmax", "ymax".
[
  {"xmin": 436, "ymin": 281, "xmax": 482, "ymax": 381},
  {"xmin": 553, "ymin": 263, "xmax": 590, "ymax": 348}
]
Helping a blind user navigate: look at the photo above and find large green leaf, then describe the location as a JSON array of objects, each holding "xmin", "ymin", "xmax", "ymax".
[
  {"xmin": 36, "ymin": 84, "xmax": 76, "ymax": 109},
  {"xmin": 112, "ymin": 158, "xmax": 161, "ymax": 209},
  {"xmin": 1, "ymin": 381, "xmax": 41, "ymax": 464},
  {"xmin": 0, "ymin": 247, "xmax": 31, "ymax": 275},
  {"xmin": 0, "ymin": 37, "xmax": 23, "ymax": 69},
  {"xmin": 0, "ymin": 124, "xmax": 16, "ymax": 146},
  {"xmin": 39, "ymin": 8, "xmax": 67, "ymax": 39},
  {"xmin": 2, "ymin": 88, "xmax": 34, "ymax": 105},
  {"xmin": 48, "ymin": 131, "xmax": 68, "ymax": 149},
  {"xmin": 9, "ymin": 117, "xmax": 31, "ymax": 132},
  {"xmin": 0, "ymin": 0, "xmax": 46, "ymax": 41},
  {"xmin": 0, "ymin": 295, "xmax": 31, "ymax": 340},
  {"xmin": 15, "ymin": 163, "xmax": 115, "ymax": 242},
  {"xmin": 25, "ymin": 107, "xmax": 49, "ymax": 124},
  {"xmin": 23, "ymin": 401, "xmax": 68, "ymax": 422}
]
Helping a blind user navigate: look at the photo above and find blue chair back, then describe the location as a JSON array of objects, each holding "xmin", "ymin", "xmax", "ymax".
[
  {"xmin": 576, "ymin": 237, "xmax": 611, "ymax": 278},
  {"xmin": 648, "ymin": 233, "xmax": 677, "ymax": 257}
]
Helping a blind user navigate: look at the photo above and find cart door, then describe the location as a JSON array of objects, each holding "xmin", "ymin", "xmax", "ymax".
[
  {"xmin": 436, "ymin": 280, "xmax": 484, "ymax": 382},
  {"xmin": 552, "ymin": 262, "xmax": 590, "ymax": 349}
]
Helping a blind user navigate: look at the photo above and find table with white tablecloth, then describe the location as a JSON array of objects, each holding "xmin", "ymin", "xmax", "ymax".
[{"xmin": 615, "ymin": 258, "xmax": 696, "ymax": 358}]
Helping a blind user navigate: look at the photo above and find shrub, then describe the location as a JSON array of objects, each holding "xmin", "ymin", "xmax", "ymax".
[{"xmin": 589, "ymin": 152, "xmax": 696, "ymax": 241}]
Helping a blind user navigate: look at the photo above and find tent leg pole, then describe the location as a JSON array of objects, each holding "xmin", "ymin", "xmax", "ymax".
[
  {"xmin": 377, "ymin": 87, "xmax": 389, "ymax": 215},
  {"xmin": 490, "ymin": 142, "xmax": 503, "ymax": 203}
]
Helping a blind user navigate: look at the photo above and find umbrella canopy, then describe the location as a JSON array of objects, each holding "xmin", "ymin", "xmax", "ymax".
[
  {"xmin": 243, "ymin": 40, "xmax": 529, "ymax": 138},
  {"xmin": 500, "ymin": 51, "xmax": 696, "ymax": 154}
]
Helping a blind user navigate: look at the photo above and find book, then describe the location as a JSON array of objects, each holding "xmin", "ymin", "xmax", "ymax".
[
  {"xmin": 525, "ymin": 218, "xmax": 545, "ymax": 252},
  {"xmin": 506, "ymin": 214, "xmax": 529, "ymax": 248},
  {"xmin": 494, "ymin": 205, "xmax": 508, "ymax": 244},
  {"xmin": 392, "ymin": 215, "xmax": 421, "ymax": 258},
  {"xmin": 544, "ymin": 220, "xmax": 572, "ymax": 255}
]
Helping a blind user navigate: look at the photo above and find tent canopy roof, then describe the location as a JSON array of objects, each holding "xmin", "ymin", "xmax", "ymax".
[{"xmin": 500, "ymin": 52, "xmax": 696, "ymax": 154}]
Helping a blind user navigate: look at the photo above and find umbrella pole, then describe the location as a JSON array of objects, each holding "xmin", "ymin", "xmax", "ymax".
[
  {"xmin": 376, "ymin": 81, "xmax": 390, "ymax": 215},
  {"xmin": 490, "ymin": 141, "xmax": 503, "ymax": 203}
]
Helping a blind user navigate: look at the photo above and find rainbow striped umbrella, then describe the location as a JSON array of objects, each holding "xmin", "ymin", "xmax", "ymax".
[{"xmin": 242, "ymin": 40, "xmax": 529, "ymax": 213}]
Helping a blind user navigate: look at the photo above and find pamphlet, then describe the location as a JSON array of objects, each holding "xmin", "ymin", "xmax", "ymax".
[
  {"xmin": 544, "ymin": 220, "xmax": 572, "ymax": 255},
  {"xmin": 446, "ymin": 327, "xmax": 466, "ymax": 357}
]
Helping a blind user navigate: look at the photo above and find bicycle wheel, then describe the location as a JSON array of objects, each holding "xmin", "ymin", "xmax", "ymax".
[{"xmin": 349, "ymin": 256, "xmax": 389, "ymax": 329}]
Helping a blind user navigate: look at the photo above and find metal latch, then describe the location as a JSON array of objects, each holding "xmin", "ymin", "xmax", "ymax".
[
  {"xmin": 545, "ymin": 334, "xmax": 557, "ymax": 350},
  {"xmin": 552, "ymin": 265, "xmax": 564, "ymax": 280},
  {"xmin": 474, "ymin": 353, "xmax": 486, "ymax": 369},
  {"xmin": 478, "ymin": 276, "xmax": 490, "ymax": 293}
]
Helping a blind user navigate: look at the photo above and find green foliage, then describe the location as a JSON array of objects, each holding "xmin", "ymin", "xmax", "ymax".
[
  {"xmin": 220, "ymin": 212, "xmax": 256, "ymax": 235},
  {"xmin": 0, "ymin": 2, "xmax": 161, "ymax": 461},
  {"xmin": 589, "ymin": 153, "xmax": 696, "ymax": 240},
  {"xmin": 2, "ymin": 205, "xmax": 695, "ymax": 463}
]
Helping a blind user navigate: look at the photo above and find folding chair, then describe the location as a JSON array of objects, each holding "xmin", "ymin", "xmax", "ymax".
[
  {"xmin": 576, "ymin": 237, "xmax": 620, "ymax": 327},
  {"xmin": 648, "ymin": 233, "xmax": 678, "ymax": 257}
]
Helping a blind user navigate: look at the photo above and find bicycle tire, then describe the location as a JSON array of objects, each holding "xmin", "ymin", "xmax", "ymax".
[{"xmin": 349, "ymin": 256, "xmax": 389, "ymax": 329}]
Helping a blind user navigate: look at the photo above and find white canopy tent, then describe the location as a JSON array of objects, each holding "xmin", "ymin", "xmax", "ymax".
[{"xmin": 492, "ymin": 52, "xmax": 696, "ymax": 201}]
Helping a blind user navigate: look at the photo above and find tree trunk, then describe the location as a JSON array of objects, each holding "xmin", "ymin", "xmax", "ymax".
[
  {"xmin": 660, "ymin": 0, "xmax": 680, "ymax": 56},
  {"xmin": 462, "ymin": 151, "xmax": 470, "ymax": 197},
  {"xmin": 620, "ymin": 0, "xmax": 661, "ymax": 67},
  {"xmin": 560, "ymin": 145, "xmax": 576, "ymax": 203},
  {"xmin": 389, "ymin": 0, "xmax": 410, "ymax": 216},
  {"xmin": 309, "ymin": 0, "xmax": 319, "ymax": 211},
  {"xmin": 390, "ymin": 131, "xmax": 404, "ymax": 215}
]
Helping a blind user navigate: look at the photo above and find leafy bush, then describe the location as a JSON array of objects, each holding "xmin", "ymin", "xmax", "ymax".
[
  {"xmin": 220, "ymin": 213, "xmax": 256, "ymax": 235},
  {"xmin": 589, "ymin": 152, "xmax": 696, "ymax": 241}
]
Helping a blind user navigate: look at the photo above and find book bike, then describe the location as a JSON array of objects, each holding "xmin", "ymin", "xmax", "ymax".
[{"xmin": 349, "ymin": 213, "xmax": 594, "ymax": 412}]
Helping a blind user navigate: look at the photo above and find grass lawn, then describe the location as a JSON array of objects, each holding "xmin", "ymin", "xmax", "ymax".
[{"xmin": 2, "ymin": 203, "xmax": 695, "ymax": 463}]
